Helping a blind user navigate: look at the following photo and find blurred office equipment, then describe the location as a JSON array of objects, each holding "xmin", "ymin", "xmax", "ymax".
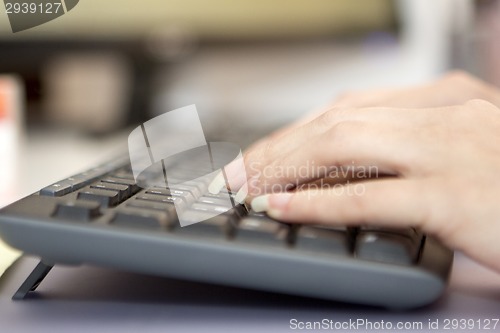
[
  {"xmin": 43, "ymin": 52, "xmax": 132, "ymax": 133},
  {"xmin": 0, "ymin": 75, "xmax": 24, "ymax": 274},
  {"xmin": 452, "ymin": 0, "xmax": 500, "ymax": 87},
  {"xmin": 0, "ymin": 0, "xmax": 470, "ymax": 141},
  {"xmin": 0, "ymin": 75, "xmax": 23, "ymax": 208}
]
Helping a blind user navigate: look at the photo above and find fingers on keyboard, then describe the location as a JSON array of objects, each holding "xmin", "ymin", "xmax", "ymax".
[{"xmin": 46, "ymin": 163, "xmax": 425, "ymax": 268}]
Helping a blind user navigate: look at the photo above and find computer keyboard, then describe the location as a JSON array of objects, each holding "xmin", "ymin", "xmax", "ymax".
[{"xmin": 0, "ymin": 154, "xmax": 453, "ymax": 309}]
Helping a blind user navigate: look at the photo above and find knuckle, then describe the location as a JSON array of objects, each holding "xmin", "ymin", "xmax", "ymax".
[
  {"xmin": 335, "ymin": 192, "xmax": 368, "ymax": 223},
  {"xmin": 297, "ymin": 195, "xmax": 317, "ymax": 218},
  {"xmin": 244, "ymin": 148, "xmax": 266, "ymax": 178},
  {"xmin": 335, "ymin": 91, "xmax": 355, "ymax": 104},
  {"xmin": 465, "ymin": 98, "xmax": 498, "ymax": 111},
  {"xmin": 420, "ymin": 180, "xmax": 459, "ymax": 239},
  {"xmin": 439, "ymin": 70, "xmax": 490, "ymax": 96},
  {"xmin": 316, "ymin": 108, "xmax": 337, "ymax": 126},
  {"xmin": 320, "ymin": 107, "xmax": 346, "ymax": 126},
  {"xmin": 442, "ymin": 70, "xmax": 475, "ymax": 85},
  {"xmin": 325, "ymin": 121, "xmax": 359, "ymax": 143},
  {"xmin": 259, "ymin": 139, "xmax": 277, "ymax": 163},
  {"xmin": 244, "ymin": 148, "xmax": 259, "ymax": 167}
]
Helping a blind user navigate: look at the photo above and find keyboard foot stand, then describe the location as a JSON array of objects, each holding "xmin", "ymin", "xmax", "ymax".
[{"xmin": 12, "ymin": 261, "xmax": 54, "ymax": 300}]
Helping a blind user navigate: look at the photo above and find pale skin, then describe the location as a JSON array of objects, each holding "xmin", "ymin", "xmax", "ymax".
[{"xmin": 218, "ymin": 71, "xmax": 500, "ymax": 273}]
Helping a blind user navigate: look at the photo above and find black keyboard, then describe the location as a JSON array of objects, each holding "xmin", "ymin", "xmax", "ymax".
[{"xmin": 0, "ymin": 154, "xmax": 453, "ymax": 309}]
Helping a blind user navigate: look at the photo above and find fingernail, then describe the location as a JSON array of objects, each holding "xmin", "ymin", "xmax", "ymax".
[
  {"xmin": 208, "ymin": 172, "xmax": 225, "ymax": 194},
  {"xmin": 268, "ymin": 193, "xmax": 293, "ymax": 219},
  {"xmin": 251, "ymin": 192, "xmax": 293, "ymax": 217},
  {"xmin": 251, "ymin": 194, "xmax": 270, "ymax": 212},
  {"xmin": 234, "ymin": 184, "xmax": 248, "ymax": 204}
]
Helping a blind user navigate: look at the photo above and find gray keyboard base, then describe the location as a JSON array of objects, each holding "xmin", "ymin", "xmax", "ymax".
[{"xmin": 0, "ymin": 159, "xmax": 453, "ymax": 309}]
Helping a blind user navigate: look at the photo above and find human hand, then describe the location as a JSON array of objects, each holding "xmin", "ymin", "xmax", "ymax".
[
  {"xmin": 242, "ymin": 70, "xmax": 500, "ymax": 163},
  {"xmin": 212, "ymin": 71, "xmax": 500, "ymax": 273}
]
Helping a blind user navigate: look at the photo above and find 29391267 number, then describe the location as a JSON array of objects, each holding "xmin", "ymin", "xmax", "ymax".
[{"xmin": 5, "ymin": 2, "xmax": 62, "ymax": 14}]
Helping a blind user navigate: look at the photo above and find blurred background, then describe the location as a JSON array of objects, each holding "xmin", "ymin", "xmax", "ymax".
[{"xmin": 0, "ymin": 0, "xmax": 500, "ymax": 206}]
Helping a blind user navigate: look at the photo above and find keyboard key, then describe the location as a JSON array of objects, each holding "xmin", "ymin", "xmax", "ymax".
[
  {"xmin": 191, "ymin": 201, "xmax": 246, "ymax": 217},
  {"xmin": 355, "ymin": 231, "xmax": 421, "ymax": 265},
  {"xmin": 295, "ymin": 226, "xmax": 351, "ymax": 256},
  {"xmin": 191, "ymin": 202, "xmax": 232, "ymax": 213},
  {"xmin": 111, "ymin": 210, "xmax": 172, "ymax": 230},
  {"xmin": 176, "ymin": 210, "xmax": 237, "ymax": 238},
  {"xmin": 167, "ymin": 184, "xmax": 201, "ymax": 198},
  {"xmin": 40, "ymin": 181, "xmax": 73, "ymax": 197},
  {"xmin": 180, "ymin": 180, "xmax": 207, "ymax": 194},
  {"xmin": 40, "ymin": 163, "xmax": 127, "ymax": 197},
  {"xmin": 202, "ymin": 189, "xmax": 233, "ymax": 200},
  {"xmin": 358, "ymin": 227, "xmax": 423, "ymax": 251},
  {"xmin": 91, "ymin": 183, "xmax": 130, "ymax": 200},
  {"xmin": 248, "ymin": 210, "xmax": 266, "ymax": 216},
  {"xmin": 360, "ymin": 226, "xmax": 423, "ymax": 243},
  {"xmin": 136, "ymin": 194, "xmax": 187, "ymax": 212},
  {"xmin": 64, "ymin": 170, "xmax": 102, "ymax": 190},
  {"xmin": 146, "ymin": 188, "xmax": 194, "ymax": 204},
  {"xmin": 127, "ymin": 198, "xmax": 177, "ymax": 218},
  {"xmin": 78, "ymin": 188, "xmax": 120, "ymax": 207},
  {"xmin": 245, "ymin": 211, "xmax": 270, "ymax": 220},
  {"xmin": 145, "ymin": 188, "xmax": 173, "ymax": 196},
  {"xmin": 236, "ymin": 217, "xmax": 290, "ymax": 245},
  {"xmin": 101, "ymin": 177, "xmax": 141, "ymax": 195},
  {"xmin": 167, "ymin": 176, "xmax": 203, "ymax": 185},
  {"xmin": 53, "ymin": 201, "xmax": 101, "ymax": 221},
  {"xmin": 197, "ymin": 196, "xmax": 234, "ymax": 206}
]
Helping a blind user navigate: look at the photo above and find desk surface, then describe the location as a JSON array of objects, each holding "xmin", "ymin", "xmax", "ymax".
[{"xmin": 1, "ymin": 253, "xmax": 499, "ymax": 333}]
